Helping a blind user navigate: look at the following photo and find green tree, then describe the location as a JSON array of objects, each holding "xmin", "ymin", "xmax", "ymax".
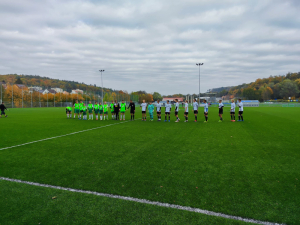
[
  {"xmin": 153, "ymin": 92, "xmax": 162, "ymax": 101},
  {"xmin": 280, "ymin": 79, "xmax": 299, "ymax": 99}
]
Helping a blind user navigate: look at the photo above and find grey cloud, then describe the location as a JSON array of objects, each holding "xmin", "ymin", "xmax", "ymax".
[{"xmin": 0, "ymin": 0, "xmax": 299, "ymax": 95}]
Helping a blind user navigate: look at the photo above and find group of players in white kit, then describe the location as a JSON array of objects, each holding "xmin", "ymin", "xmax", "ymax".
[{"xmin": 139, "ymin": 98, "xmax": 244, "ymax": 122}]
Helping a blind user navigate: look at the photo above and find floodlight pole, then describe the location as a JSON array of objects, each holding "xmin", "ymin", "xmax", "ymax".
[
  {"xmin": 196, "ymin": 63, "xmax": 204, "ymax": 104},
  {"xmin": 99, "ymin": 70, "xmax": 105, "ymax": 105},
  {"xmin": 12, "ymin": 83, "xmax": 13, "ymax": 108}
]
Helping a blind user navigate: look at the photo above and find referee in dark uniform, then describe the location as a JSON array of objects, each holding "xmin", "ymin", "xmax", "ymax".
[
  {"xmin": 114, "ymin": 100, "xmax": 120, "ymax": 120},
  {"xmin": 128, "ymin": 100, "xmax": 135, "ymax": 121}
]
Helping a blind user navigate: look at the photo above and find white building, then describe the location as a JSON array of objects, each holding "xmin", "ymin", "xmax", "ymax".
[
  {"xmin": 71, "ymin": 89, "xmax": 83, "ymax": 94},
  {"xmin": 51, "ymin": 88, "xmax": 63, "ymax": 93}
]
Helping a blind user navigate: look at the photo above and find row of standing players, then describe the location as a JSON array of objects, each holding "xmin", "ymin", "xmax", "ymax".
[
  {"xmin": 67, "ymin": 100, "xmax": 133, "ymax": 120},
  {"xmin": 66, "ymin": 98, "xmax": 244, "ymax": 122},
  {"xmin": 140, "ymin": 98, "xmax": 244, "ymax": 122}
]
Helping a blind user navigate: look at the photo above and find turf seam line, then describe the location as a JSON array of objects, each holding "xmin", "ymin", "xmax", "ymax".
[
  {"xmin": 0, "ymin": 177, "xmax": 285, "ymax": 225},
  {"xmin": 0, "ymin": 119, "xmax": 140, "ymax": 151}
]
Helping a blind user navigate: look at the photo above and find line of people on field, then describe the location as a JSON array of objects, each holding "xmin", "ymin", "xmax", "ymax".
[
  {"xmin": 66, "ymin": 98, "xmax": 244, "ymax": 122},
  {"xmin": 139, "ymin": 98, "xmax": 244, "ymax": 122}
]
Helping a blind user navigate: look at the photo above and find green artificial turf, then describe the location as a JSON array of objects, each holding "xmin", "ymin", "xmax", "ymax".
[{"xmin": 0, "ymin": 106, "xmax": 299, "ymax": 224}]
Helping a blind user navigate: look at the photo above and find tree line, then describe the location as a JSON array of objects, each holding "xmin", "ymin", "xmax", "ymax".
[{"xmin": 213, "ymin": 72, "xmax": 300, "ymax": 101}]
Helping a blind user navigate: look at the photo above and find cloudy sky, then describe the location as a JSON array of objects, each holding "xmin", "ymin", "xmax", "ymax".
[{"xmin": 0, "ymin": 0, "xmax": 299, "ymax": 95}]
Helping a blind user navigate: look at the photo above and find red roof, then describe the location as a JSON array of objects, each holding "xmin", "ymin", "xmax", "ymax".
[{"xmin": 162, "ymin": 97, "xmax": 184, "ymax": 102}]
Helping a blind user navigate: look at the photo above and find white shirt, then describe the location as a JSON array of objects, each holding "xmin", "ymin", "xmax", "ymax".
[
  {"xmin": 193, "ymin": 102, "xmax": 198, "ymax": 110},
  {"xmin": 165, "ymin": 103, "xmax": 171, "ymax": 112},
  {"xmin": 185, "ymin": 103, "xmax": 189, "ymax": 112},
  {"xmin": 219, "ymin": 103, "xmax": 224, "ymax": 108},
  {"xmin": 156, "ymin": 103, "xmax": 161, "ymax": 112},
  {"xmin": 238, "ymin": 102, "xmax": 243, "ymax": 111},
  {"xmin": 204, "ymin": 103, "xmax": 208, "ymax": 112},
  {"xmin": 175, "ymin": 102, "xmax": 179, "ymax": 112},
  {"xmin": 141, "ymin": 103, "xmax": 147, "ymax": 111},
  {"xmin": 230, "ymin": 102, "xmax": 235, "ymax": 112}
]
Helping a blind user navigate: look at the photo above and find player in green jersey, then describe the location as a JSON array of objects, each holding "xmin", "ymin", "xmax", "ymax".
[
  {"xmin": 103, "ymin": 102, "xmax": 108, "ymax": 120},
  {"xmin": 120, "ymin": 100, "xmax": 126, "ymax": 120},
  {"xmin": 88, "ymin": 101, "xmax": 94, "ymax": 120},
  {"xmin": 148, "ymin": 102, "xmax": 154, "ymax": 121},
  {"xmin": 73, "ymin": 100, "xmax": 80, "ymax": 119},
  {"xmin": 99, "ymin": 102, "xmax": 104, "ymax": 120},
  {"xmin": 66, "ymin": 106, "xmax": 72, "ymax": 118},
  {"xmin": 79, "ymin": 100, "xmax": 84, "ymax": 119},
  {"xmin": 82, "ymin": 103, "xmax": 87, "ymax": 120},
  {"xmin": 94, "ymin": 102, "xmax": 99, "ymax": 120},
  {"xmin": 110, "ymin": 102, "xmax": 115, "ymax": 120}
]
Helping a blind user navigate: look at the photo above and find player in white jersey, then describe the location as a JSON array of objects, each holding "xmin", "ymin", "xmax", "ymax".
[
  {"xmin": 184, "ymin": 100, "xmax": 189, "ymax": 122},
  {"xmin": 164, "ymin": 100, "xmax": 171, "ymax": 122},
  {"xmin": 237, "ymin": 99, "xmax": 244, "ymax": 121},
  {"xmin": 193, "ymin": 99, "xmax": 199, "ymax": 122},
  {"xmin": 230, "ymin": 99, "xmax": 236, "ymax": 122},
  {"xmin": 203, "ymin": 99, "xmax": 208, "ymax": 122},
  {"xmin": 174, "ymin": 99, "xmax": 180, "ymax": 122},
  {"xmin": 156, "ymin": 100, "xmax": 162, "ymax": 121},
  {"xmin": 140, "ymin": 100, "xmax": 147, "ymax": 121},
  {"xmin": 218, "ymin": 100, "xmax": 224, "ymax": 122}
]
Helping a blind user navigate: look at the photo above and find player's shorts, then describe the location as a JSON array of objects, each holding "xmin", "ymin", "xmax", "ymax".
[
  {"xmin": 130, "ymin": 109, "xmax": 135, "ymax": 114},
  {"xmin": 230, "ymin": 111, "xmax": 235, "ymax": 114},
  {"xmin": 75, "ymin": 109, "xmax": 80, "ymax": 114},
  {"xmin": 94, "ymin": 109, "xmax": 99, "ymax": 114},
  {"xmin": 184, "ymin": 112, "xmax": 188, "ymax": 115},
  {"xmin": 1, "ymin": 110, "xmax": 5, "ymax": 115},
  {"xmin": 156, "ymin": 111, "xmax": 161, "ymax": 115},
  {"xmin": 204, "ymin": 112, "xmax": 208, "ymax": 115},
  {"xmin": 104, "ymin": 111, "xmax": 108, "ymax": 114},
  {"xmin": 219, "ymin": 109, "xmax": 223, "ymax": 114},
  {"xmin": 165, "ymin": 112, "xmax": 170, "ymax": 115},
  {"xmin": 142, "ymin": 111, "xmax": 146, "ymax": 114},
  {"xmin": 66, "ymin": 109, "xmax": 71, "ymax": 114},
  {"xmin": 194, "ymin": 110, "xmax": 198, "ymax": 114},
  {"xmin": 111, "ymin": 110, "xmax": 114, "ymax": 113},
  {"xmin": 80, "ymin": 110, "xmax": 83, "ymax": 113},
  {"xmin": 88, "ymin": 109, "xmax": 93, "ymax": 113},
  {"xmin": 239, "ymin": 111, "xmax": 243, "ymax": 114},
  {"xmin": 175, "ymin": 112, "xmax": 178, "ymax": 116},
  {"xmin": 83, "ymin": 111, "xmax": 87, "ymax": 115},
  {"xmin": 99, "ymin": 110, "xmax": 103, "ymax": 114},
  {"xmin": 120, "ymin": 111, "xmax": 125, "ymax": 113}
]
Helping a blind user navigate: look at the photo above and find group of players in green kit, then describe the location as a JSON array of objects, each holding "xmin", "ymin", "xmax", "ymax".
[
  {"xmin": 66, "ymin": 99, "xmax": 130, "ymax": 120},
  {"xmin": 66, "ymin": 98, "xmax": 244, "ymax": 122}
]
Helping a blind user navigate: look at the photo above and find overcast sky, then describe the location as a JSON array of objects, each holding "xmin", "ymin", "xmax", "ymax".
[{"xmin": 0, "ymin": 0, "xmax": 299, "ymax": 95}]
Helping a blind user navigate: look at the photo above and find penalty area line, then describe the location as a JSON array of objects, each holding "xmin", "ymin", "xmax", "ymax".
[
  {"xmin": 0, "ymin": 177, "xmax": 284, "ymax": 225},
  {"xmin": 0, "ymin": 119, "xmax": 140, "ymax": 151}
]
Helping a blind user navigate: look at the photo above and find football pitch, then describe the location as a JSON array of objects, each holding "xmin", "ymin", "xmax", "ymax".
[{"xmin": 0, "ymin": 106, "xmax": 299, "ymax": 225}]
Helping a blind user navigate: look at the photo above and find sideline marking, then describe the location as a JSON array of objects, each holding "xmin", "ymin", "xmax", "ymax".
[
  {"xmin": 0, "ymin": 119, "xmax": 139, "ymax": 151},
  {"xmin": 0, "ymin": 176, "xmax": 284, "ymax": 225}
]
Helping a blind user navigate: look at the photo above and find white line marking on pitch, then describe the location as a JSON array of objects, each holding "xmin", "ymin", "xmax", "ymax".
[
  {"xmin": 0, "ymin": 177, "xmax": 285, "ymax": 225},
  {"xmin": 0, "ymin": 119, "xmax": 140, "ymax": 151}
]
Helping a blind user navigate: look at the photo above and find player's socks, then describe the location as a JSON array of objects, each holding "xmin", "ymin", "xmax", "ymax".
[
  {"xmin": 234, "ymin": 116, "xmax": 235, "ymax": 120},
  {"xmin": 124, "ymin": 115, "xmax": 125, "ymax": 120},
  {"xmin": 133, "ymin": 115, "xmax": 135, "ymax": 120},
  {"xmin": 239, "ymin": 116, "xmax": 241, "ymax": 121},
  {"xmin": 241, "ymin": 116, "xmax": 243, "ymax": 121},
  {"xmin": 169, "ymin": 116, "xmax": 170, "ymax": 121},
  {"xmin": 205, "ymin": 116, "xmax": 208, "ymax": 121},
  {"xmin": 195, "ymin": 116, "xmax": 197, "ymax": 121}
]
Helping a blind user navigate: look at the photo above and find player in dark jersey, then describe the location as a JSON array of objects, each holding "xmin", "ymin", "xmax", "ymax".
[
  {"xmin": 0, "ymin": 102, "xmax": 8, "ymax": 118},
  {"xmin": 114, "ymin": 100, "xmax": 120, "ymax": 120},
  {"xmin": 128, "ymin": 100, "xmax": 135, "ymax": 121}
]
